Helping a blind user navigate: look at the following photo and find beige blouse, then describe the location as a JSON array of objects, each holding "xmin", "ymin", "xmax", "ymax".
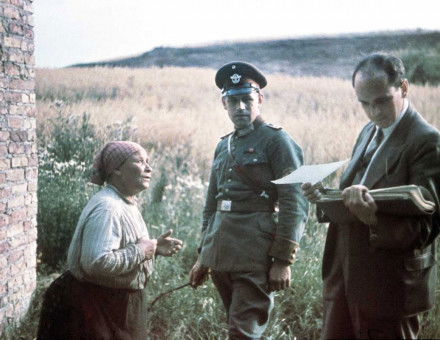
[{"xmin": 67, "ymin": 185, "xmax": 153, "ymax": 289}]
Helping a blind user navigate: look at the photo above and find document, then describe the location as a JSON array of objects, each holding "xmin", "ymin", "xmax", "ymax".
[{"xmin": 272, "ymin": 159, "xmax": 349, "ymax": 185}]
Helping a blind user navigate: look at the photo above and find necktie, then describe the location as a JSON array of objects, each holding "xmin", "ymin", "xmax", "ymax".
[{"xmin": 353, "ymin": 127, "xmax": 384, "ymax": 184}]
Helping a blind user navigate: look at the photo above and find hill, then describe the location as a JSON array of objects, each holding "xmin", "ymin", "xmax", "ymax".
[{"xmin": 71, "ymin": 30, "xmax": 440, "ymax": 80}]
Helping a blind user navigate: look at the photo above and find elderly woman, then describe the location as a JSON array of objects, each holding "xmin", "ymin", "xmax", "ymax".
[{"xmin": 38, "ymin": 141, "xmax": 182, "ymax": 339}]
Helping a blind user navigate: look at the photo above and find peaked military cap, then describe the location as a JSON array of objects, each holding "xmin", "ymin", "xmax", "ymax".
[{"xmin": 215, "ymin": 61, "xmax": 267, "ymax": 97}]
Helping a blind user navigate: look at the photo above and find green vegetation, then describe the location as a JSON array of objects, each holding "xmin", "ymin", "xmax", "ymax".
[
  {"xmin": 399, "ymin": 46, "xmax": 440, "ymax": 85},
  {"xmin": 4, "ymin": 66, "xmax": 440, "ymax": 339}
]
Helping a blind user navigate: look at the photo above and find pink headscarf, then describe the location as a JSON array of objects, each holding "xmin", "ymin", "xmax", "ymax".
[{"xmin": 90, "ymin": 141, "xmax": 145, "ymax": 185}]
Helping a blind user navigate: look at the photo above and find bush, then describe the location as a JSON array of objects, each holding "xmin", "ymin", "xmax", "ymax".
[
  {"xmin": 399, "ymin": 47, "xmax": 440, "ymax": 85},
  {"xmin": 37, "ymin": 107, "xmax": 137, "ymax": 270}
]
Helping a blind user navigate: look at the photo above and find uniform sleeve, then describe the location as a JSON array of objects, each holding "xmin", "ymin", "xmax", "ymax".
[
  {"xmin": 199, "ymin": 144, "xmax": 221, "ymax": 251},
  {"xmin": 267, "ymin": 131, "xmax": 310, "ymax": 263},
  {"xmin": 80, "ymin": 207, "xmax": 148, "ymax": 278},
  {"xmin": 369, "ymin": 132, "xmax": 440, "ymax": 251}
]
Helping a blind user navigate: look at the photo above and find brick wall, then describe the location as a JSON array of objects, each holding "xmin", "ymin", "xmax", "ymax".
[{"xmin": 0, "ymin": 0, "xmax": 37, "ymax": 332}]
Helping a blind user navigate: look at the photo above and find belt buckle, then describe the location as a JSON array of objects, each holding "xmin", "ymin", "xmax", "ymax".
[{"xmin": 220, "ymin": 200, "xmax": 232, "ymax": 211}]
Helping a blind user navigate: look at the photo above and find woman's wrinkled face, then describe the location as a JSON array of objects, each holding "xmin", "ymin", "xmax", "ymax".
[{"xmin": 117, "ymin": 149, "xmax": 152, "ymax": 195}]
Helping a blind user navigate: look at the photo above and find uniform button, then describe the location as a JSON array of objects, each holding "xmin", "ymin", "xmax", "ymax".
[
  {"xmin": 225, "ymin": 188, "xmax": 229, "ymax": 192},
  {"xmin": 228, "ymin": 168, "xmax": 232, "ymax": 172},
  {"xmin": 227, "ymin": 179, "xmax": 231, "ymax": 182},
  {"xmin": 232, "ymin": 146, "xmax": 236, "ymax": 150},
  {"xmin": 253, "ymin": 158, "xmax": 258, "ymax": 162}
]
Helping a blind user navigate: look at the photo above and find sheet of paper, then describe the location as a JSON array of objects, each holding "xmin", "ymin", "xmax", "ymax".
[{"xmin": 272, "ymin": 159, "xmax": 349, "ymax": 185}]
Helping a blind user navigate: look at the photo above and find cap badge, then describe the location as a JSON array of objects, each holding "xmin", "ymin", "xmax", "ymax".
[
  {"xmin": 232, "ymin": 65, "xmax": 236, "ymax": 69},
  {"xmin": 230, "ymin": 73, "xmax": 241, "ymax": 84}
]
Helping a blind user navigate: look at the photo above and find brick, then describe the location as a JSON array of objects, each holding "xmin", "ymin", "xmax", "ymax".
[
  {"xmin": 5, "ymin": 168, "xmax": 24, "ymax": 181},
  {"xmin": 8, "ymin": 248, "xmax": 24, "ymax": 264},
  {"xmin": 9, "ymin": 130, "xmax": 27, "ymax": 142},
  {"xmin": 10, "ymin": 79, "xmax": 33, "ymax": 91},
  {"xmin": 8, "ymin": 142, "xmax": 25, "ymax": 154},
  {"xmin": 0, "ymin": 158, "xmax": 11, "ymax": 170},
  {"xmin": 11, "ymin": 183, "xmax": 27, "ymax": 194},
  {"xmin": 0, "ymin": 131, "xmax": 9, "ymax": 141},
  {"xmin": 8, "ymin": 23, "xmax": 24, "ymax": 35},
  {"xmin": 25, "ymin": 168, "xmax": 37, "ymax": 179},
  {"xmin": 24, "ymin": 28, "xmax": 33, "ymax": 40},
  {"xmin": 27, "ymin": 180, "xmax": 36, "ymax": 192},
  {"xmin": 0, "ymin": 187, "xmax": 11, "ymax": 199},
  {"xmin": 0, "ymin": 144, "xmax": 8, "ymax": 154},
  {"xmin": 0, "ymin": 203, "xmax": 6, "ymax": 213},
  {"xmin": 7, "ymin": 195, "xmax": 25, "ymax": 209},
  {"xmin": 11, "ymin": 156, "xmax": 28, "ymax": 167},
  {"xmin": 3, "ymin": 36, "xmax": 22, "ymax": 49},
  {"xmin": 9, "ymin": 233, "xmax": 27, "ymax": 248},
  {"xmin": 4, "ymin": 62, "xmax": 21, "ymax": 76},
  {"xmin": 3, "ymin": 6, "xmax": 20, "ymax": 20},
  {"xmin": 23, "ymin": 221, "xmax": 32, "ymax": 231},
  {"xmin": 3, "ymin": 92, "xmax": 22, "ymax": 103},
  {"xmin": 0, "ymin": 240, "xmax": 9, "ymax": 255},
  {"xmin": 27, "ymin": 154, "xmax": 37, "ymax": 166},
  {"xmin": 0, "ymin": 214, "xmax": 9, "ymax": 228},
  {"xmin": 6, "ymin": 222, "xmax": 23, "ymax": 237},
  {"xmin": 10, "ymin": 52, "xmax": 26, "ymax": 63},
  {"xmin": 0, "ymin": 174, "xmax": 5, "ymax": 184}
]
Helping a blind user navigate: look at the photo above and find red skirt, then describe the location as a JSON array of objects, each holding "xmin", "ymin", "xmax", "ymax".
[{"xmin": 37, "ymin": 271, "xmax": 148, "ymax": 340}]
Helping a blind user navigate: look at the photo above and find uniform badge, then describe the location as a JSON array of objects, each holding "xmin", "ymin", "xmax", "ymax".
[{"xmin": 230, "ymin": 73, "xmax": 241, "ymax": 84}]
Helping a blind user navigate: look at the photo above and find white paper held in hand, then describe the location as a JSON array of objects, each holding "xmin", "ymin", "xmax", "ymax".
[{"xmin": 271, "ymin": 159, "xmax": 349, "ymax": 185}]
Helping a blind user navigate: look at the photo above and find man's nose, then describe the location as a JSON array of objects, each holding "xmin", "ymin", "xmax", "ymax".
[
  {"xmin": 145, "ymin": 163, "xmax": 152, "ymax": 172},
  {"xmin": 238, "ymin": 100, "xmax": 246, "ymax": 110}
]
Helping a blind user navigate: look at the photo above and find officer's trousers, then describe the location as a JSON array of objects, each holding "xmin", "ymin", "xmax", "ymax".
[{"xmin": 211, "ymin": 271, "xmax": 274, "ymax": 340}]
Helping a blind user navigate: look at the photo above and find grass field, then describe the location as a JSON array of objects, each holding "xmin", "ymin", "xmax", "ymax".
[{"xmin": 5, "ymin": 66, "xmax": 440, "ymax": 339}]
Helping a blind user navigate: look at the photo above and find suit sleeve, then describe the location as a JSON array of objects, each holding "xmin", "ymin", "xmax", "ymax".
[
  {"xmin": 266, "ymin": 131, "xmax": 309, "ymax": 263},
  {"xmin": 370, "ymin": 132, "xmax": 440, "ymax": 251}
]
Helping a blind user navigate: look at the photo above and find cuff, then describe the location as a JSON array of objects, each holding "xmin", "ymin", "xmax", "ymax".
[{"xmin": 268, "ymin": 236, "xmax": 300, "ymax": 264}]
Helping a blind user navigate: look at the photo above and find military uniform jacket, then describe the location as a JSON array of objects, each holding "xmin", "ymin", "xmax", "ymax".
[
  {"xmin": 322, "ymin": 105, "xmax": 440, "ymax": 318},
  {"xmin": 199, "ymin": 117, "xmax": 309, "ymax": 272}
]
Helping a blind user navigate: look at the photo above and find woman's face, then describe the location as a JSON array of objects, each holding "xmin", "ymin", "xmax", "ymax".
[{"xmin": 116, "ymin": 149, "xmax": 152, "ymax": 196}]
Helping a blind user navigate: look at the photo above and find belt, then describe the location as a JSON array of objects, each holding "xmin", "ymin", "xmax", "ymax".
[{"xmin": 217, "ymin": 199, "xmax": 274, "ymax": 212}]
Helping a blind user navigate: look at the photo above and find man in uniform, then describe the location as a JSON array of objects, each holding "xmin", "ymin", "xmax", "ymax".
[
  {"xmin": 189, "ymin": 61, "xmax": 309, "ymax": 339},
  {"xmin": 303, "ymin": 53, "xmax": 440, "ymax": 339}
]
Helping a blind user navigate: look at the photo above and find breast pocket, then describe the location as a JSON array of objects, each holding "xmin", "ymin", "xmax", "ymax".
[{"xmin": 240, "ymin": 152, "xmax": 272, "ymax": 183}]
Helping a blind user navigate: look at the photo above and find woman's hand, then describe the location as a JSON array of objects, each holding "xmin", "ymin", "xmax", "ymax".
[
  {"xmin": 155, "ymin": 229, "xmax": 183, "ymax": 257},
  {"xmin": 136, "ymin": 238, "xmax": 157, "ymax": 260}
]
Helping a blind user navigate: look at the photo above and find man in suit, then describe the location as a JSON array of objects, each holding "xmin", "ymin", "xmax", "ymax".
[
  {"xmin": 302, "ymin": 53, "xmax": 440, "ymax": 339},
  {"xmin": 189, "ymin": 61, "xmax": 309, "ymax": 339}
]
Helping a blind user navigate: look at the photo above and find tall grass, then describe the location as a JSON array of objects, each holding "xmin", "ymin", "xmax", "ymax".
[{"xmin": 6, "ymin": 67, "xmax": 438, "ymax": 339}]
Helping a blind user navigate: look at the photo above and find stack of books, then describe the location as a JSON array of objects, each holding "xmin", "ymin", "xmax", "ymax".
[{"xmin": 316, "ymin": 185, "xmax": 435, "ymax": 224}]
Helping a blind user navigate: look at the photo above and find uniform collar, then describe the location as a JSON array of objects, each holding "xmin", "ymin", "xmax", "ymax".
[{"xmin": 234, "ymin": 115, "xmax": 265, "ymax": 138}]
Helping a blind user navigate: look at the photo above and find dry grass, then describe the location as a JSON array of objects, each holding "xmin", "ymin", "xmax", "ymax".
[
  {"xmin": 30, "ymin": 66, "xmax": 440, "ymax": 339},
  {"xmin": 36, "ymin": 67, "xmax": 440, "ymax": 165}
]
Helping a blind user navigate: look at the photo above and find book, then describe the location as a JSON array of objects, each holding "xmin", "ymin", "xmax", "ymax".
[{"xmin": 316, "ymin": 185, "xmax": 436, "ymax": 224}]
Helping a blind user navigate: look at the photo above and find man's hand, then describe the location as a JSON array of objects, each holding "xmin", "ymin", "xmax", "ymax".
[
  {"xmin": 189, "ymin": 259, "xmax": 209, "ymax": 288},
  {"xmin": 268, "ymin": 261, "xmax": 291, "ymax": 291},
  {"xmin": 155, "ymin": 229, "xmax": 183, "ymax": 257},
  {"xmin": 301, "ymin": 182, "xmax": 323, "ymax": 203},
  {"xmin": 342, "ymin": 185, "xmax": 378, "ymax": 225}
]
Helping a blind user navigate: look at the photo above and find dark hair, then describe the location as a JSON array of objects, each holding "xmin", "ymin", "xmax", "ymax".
[{"xmin": 352, "ymin": 53, "xmax": 405, "ymax": 88}]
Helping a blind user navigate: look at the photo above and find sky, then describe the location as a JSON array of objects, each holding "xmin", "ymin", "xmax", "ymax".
[{"xmin": 34, "ymin": 0, "xmax": 440, "ymax": 68}]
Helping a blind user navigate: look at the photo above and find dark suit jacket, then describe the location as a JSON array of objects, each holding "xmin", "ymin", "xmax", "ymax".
[{"xmin": 322, "ymin": 105, "xmax": 440, "ymax": 318}]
